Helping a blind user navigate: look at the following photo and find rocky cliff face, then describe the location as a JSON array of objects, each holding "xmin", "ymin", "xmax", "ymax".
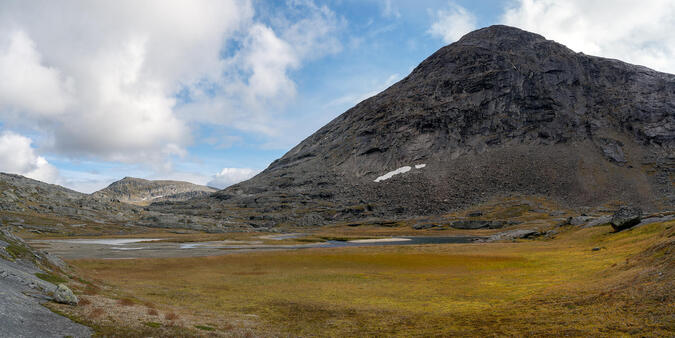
[
  {"xmin": 152, "ymin": 25, "xmax": 673, "ymax": 227},
  {"xmin": 93, "ymin": 177, "xmax": 216, "ymax": 206}
]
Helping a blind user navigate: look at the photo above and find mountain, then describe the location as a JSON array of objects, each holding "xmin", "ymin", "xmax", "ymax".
[
  {"xmin": 0, "ymin": 172, "xmax": 135, "ymax": 229},
  {"xmin": 92, "ymin": 177, "xmax": 217, "ymax": 206},
  {"xmin": 152, "ymin": 25, "xmax": 674, "ymax": 227},
  {"xmin": 0, "ymin": 173, "xmax": 229, "ymax": 232}
]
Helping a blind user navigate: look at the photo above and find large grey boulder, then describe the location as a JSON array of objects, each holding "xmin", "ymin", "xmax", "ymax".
[
  {"xmin": 54, "ymin": 283, "xmax": 78, "ymax": 305},
  {"xmin": 611, "ymin": 206, "xmax": 642, "ymax": 231}
]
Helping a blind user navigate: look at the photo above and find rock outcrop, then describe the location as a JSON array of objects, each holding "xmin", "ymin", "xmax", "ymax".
[
  {"xmin": 153, "ymin": 25, "xmax": 673, "ymax": 227},
  {"xmin": 484, "ymin": 229, "xmax": 539, "ymax": 242},
  {"xmin": 0, "ymin": 229, "xmax": 91, "ymax": 336}
]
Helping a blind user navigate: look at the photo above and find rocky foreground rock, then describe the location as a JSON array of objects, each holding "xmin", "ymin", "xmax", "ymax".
[
  {"xmin": 153, "ymin": 25, "xmax": 674, "ymax": 228},
  {"xmin": 0, "ymin": 229, "xmax": 90, "ymax": 337}
]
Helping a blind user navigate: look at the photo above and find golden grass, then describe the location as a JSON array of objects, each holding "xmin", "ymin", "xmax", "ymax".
[{"xmin": 64, "ymin": 220, "xmax": 674, "ymax": 336}]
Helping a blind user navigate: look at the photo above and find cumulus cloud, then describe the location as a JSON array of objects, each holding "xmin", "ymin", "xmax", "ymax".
[
  {"xmin": 428, "ymin": 4, "xmax": 477, "ymax": 44},
  {"xmin": 0, "ymin": 131, "xmax": 59, "ymax": 183},
  {"xmin": 502, "ymin": 0, "xmax": 675, "ymax": 74},
  {"xmin": 178, "ymin": 0, "xmax": 343, "ymax": 137},
  {"xmin": 208, "ymin": 168, "xmax": 260, "ymax": 189},
  {"xmin": 0, "ymin": 0, "xmax": 254, "ymax": 163},
  {"xmin": 0, "ymin": 31, "xmax": 72, "ymax": 117}
]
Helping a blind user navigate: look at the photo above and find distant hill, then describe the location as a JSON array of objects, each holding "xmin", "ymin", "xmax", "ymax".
[
  {"xmin": 0, "ymin": 172, "xmax": 135, "ymax": 227},
  {"xmin": 92, "ymin": 177, "xmax": 217, "ymax": 206},
  {"xmin": 152, "ymin": 25, "xmax": 674, "ymax": 227},
  {"xmin": 0, "ymin": 173, "xmax": 236, "ymax": 232}
]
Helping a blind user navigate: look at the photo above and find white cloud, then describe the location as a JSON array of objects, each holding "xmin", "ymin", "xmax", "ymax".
[
  {"xmin": 0, "ymin": 131, "xmax": 59, "ymax": 184},
  {"xmin": 0, "ymin": 0, "xmax": 254, "ymax": 163},
  {"xmin": 502, "ymin": 0, "xmax": 675, "ymax": 74},
  {"xmin": 382, "ymin": 0, "xmax": 401, "ymax": 18},
  {"xmin": 178, "ymin": 0, "xmax": 343, "ymax": 137},
  {"xmin": 208, "ymin": 168, "xmax": 260, "ymax": 189},
  {"xmin": 428, "ymin": 4, "xmax": 477, "ymax": 44},
  {"xmin": 0, "ymin": 31, "xmax": 72, "ymax": 116},
  {"xmin": 241, "ymin": 24, "xmax": 300, "ymax": 103}
]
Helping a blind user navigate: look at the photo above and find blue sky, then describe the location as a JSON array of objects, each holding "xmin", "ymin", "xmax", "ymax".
[{"xmin": 0, "ymin": 0, "xmax": 673, "ymax": 192}]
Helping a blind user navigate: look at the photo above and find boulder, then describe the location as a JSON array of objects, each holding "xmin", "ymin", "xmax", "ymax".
[
  {"xmin": 54, "ymin": 284, "xmax": 78, "ymax": 305},
  {"xmin": 610, "ymin": 206, "xmax": 642, "ymax": 231}
]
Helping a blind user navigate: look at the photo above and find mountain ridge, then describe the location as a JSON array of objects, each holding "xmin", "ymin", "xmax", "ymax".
[{"xmin": 150, "ymin": 25, "xmax": 673, "ymax": 227}]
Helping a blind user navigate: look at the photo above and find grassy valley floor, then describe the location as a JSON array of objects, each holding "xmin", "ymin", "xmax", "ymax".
[{"xmin": 52, "ymin": 220, "xmax": 673, "ymax": 337}]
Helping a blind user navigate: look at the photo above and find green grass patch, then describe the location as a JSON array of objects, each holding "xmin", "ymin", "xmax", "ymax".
[
  {"xmin": 144, "ymin": 322, "xmax": 161, "ymax": 328},
  {"xmin": 6, "ymin": 243, "xmax": 30, "ymax": 259},
  {"xmin": 35, "ymin": 272, "xmax": 67, "ymax": 284}
]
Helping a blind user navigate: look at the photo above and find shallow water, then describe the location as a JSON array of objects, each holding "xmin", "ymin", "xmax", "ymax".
[
  {"xmin": 33, "ymin": 236, "xmax": 482, "ymax": 259},
  {"xmin": 56, "ymin": 238, "xmax": 161, "ymax": 245},
  {"xmin": 325, "ymin": 236, "xmax": 479, "ymax": 248}
]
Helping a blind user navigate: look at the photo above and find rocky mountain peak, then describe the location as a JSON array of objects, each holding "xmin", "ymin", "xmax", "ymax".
[
  {"xmin": 155, "ymin": 25, "xmax": 673, "ymax": 227},
  {"xmin": 455, "ymin": 25, "xmax": 548, "ymax": 48}
]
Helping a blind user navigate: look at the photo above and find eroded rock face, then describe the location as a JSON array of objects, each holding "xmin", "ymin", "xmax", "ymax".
[
  {"xmin": 153, "ymin": 25, "xmax": 674, "ymax": 227},
  {"xmin": 611, "ymin": 206, "xmax": 642, "ymax": 231},
  {"xmin": 54, "ymin": 283, "xmax": 78, "ymax": 305}
]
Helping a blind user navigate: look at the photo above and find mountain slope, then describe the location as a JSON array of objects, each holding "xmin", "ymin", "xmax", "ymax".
[
  {"xmin": 0, "ymin": 173, "xmax": 231, "ymax": 232},
  {"xmin": 155, "ymin": 25, "xmax": 674, "ymax": 226},
  {"xmin": 0, "ymin": 172, "xmax": 135, "ymax": 228},
  {"xmin": 93, "ymin": 177, "xmax": 216, "ymax": 206}
]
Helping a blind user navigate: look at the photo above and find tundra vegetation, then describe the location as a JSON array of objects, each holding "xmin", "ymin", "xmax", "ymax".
[{"xmin": 45, "ymin": 218, "xmax": 673, "ymax": 337}]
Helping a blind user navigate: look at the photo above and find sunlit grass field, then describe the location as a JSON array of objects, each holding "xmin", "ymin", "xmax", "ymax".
[{"xmin": 60, "ymin": 221, "xmax": 673, "ymax": 336}]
